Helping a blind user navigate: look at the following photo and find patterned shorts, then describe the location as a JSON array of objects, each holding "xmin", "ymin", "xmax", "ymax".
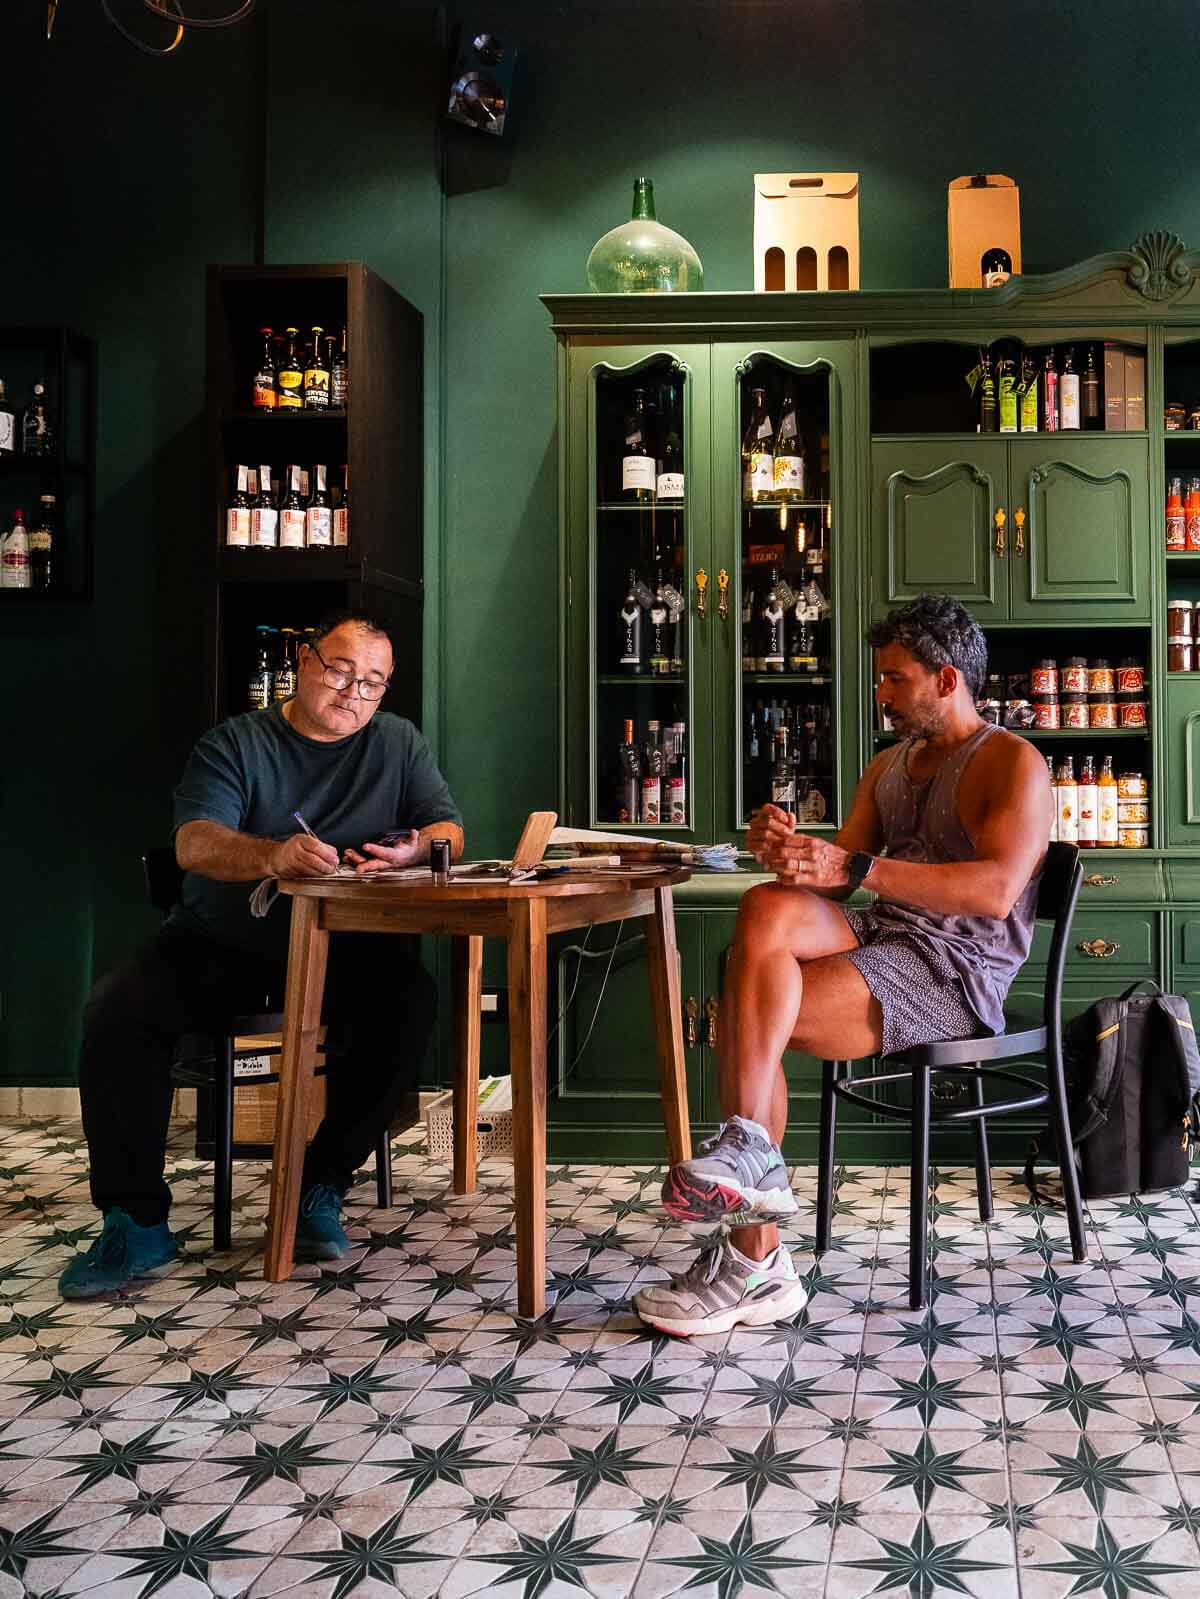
[{"xmin": 840, "ymin": 908, "xmax": 988, "ymax": 1057}]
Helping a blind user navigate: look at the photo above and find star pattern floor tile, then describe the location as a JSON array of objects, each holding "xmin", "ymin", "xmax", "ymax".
[{"xmin": 0, "ymin": 1123, "xmax": 1199, "ymax": 1593}]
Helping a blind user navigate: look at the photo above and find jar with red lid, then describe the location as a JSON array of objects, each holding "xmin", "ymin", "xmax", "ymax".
[
  {"xmin": 1167, "ymin": 402, "xmax": 1187, "ymax": 430},
  {"xmin": 1031, "ymin": 695, "xmax": 1061, "ymax": 729},
  {"xmin": 1029, "ymin": 659, "xmax": 1058, "ymax": 696},
  {"xmin": 1116, "ymin": 659, "xmax": 1145, "ymax": 694},
  {"xmin": 1118, "ymin": 697, "xmax": 1148, "ymax": 728},
  {"xmin": 1089, "ymin": 695, "xmax": 1117, "ymax": 728},
  {"xmin": 1169, "ymin": 638, "xmax": 1194, "ymax": 673},
  {"xmin": 1088, "ymin": 659, "xmax": 1115, "ymax": 694},
  {"xmin": 1061, "ymin": 693, "xmax": 1089, "ymax": 728},
  {"xmin": 1060, "ymin": 656, "xmax": 1088, "ymax": 693}
]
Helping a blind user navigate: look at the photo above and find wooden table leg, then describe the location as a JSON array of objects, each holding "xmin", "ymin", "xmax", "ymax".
[
  {"xmin": 265, "ymin": 896, "xmax": 329, "ymax": 1282},
  {"xmin": 644, "ymin": 885, "xmax": 692, "ymax": 1168},
  {"xmin": 507, "ymin": 897, "xmax": 547, "ymax": 1318},
  {"xmin": 451, "ymin": 934, "xmax": 483, "ymax": 1194}
]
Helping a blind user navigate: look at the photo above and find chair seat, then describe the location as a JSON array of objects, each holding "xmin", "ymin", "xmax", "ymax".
[{"xmin": 887, "ymin": 1015, "xmax": 1046, "ymax": 1068}]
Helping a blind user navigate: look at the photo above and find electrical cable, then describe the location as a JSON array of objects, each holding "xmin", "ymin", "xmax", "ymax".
[
  {"xmin": 555, "ymin": 922, "xmax": 633, "ymax": 1087},
  {"xmin": 140, "ymin": 0, "xmax": 255, "ymax": 26},
  {"xmin": 100, "ymin": 0, "xmax": 183, "ymax": 54}
]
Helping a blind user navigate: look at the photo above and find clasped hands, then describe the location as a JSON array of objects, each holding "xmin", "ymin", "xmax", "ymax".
[
  {"xmin": 747, "ymin": 803, "xmax": 852, "ymax": 889},
  {"xmin": 270, "ymin": 829, "xmax": 424, "ymax": 879}
]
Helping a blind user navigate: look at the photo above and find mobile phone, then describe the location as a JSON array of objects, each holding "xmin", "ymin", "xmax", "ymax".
[{"xmin": 374, "ymin": 829, "xmax": 415, "ymax": 847}]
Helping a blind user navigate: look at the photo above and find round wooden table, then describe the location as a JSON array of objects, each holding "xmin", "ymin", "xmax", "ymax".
[{"xmin": 266, "ymin": 867, "xmax": 692, "ymax": 1316}]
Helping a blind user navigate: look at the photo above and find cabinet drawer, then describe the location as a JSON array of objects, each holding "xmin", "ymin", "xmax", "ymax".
[
  {"xmin": 1076, "ymin": 858, "xmax": 1164, "ymax": 903},
  {"xmin": 1174, "ymin": 914, "xmax": 1200, "ymax": 974},
  {"xmin": 1026, "ymin": 910, "xmax": 1158, "ymax": 977}
]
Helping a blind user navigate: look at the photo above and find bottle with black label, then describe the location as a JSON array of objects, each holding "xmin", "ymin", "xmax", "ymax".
[
  {"xmin": 331, "ymin": 326, "xmax": 349, "ymax": 409},
  {"xmin": 666, "ymin": 722, "xmax": 687, "ymax": 823},
  {"xmin": 741, "ymin": 583, "xmax": 756, "ymax": 673},
  {"xmin": 29, "ymin": 493, "xmax": 54, "ymax": 591},
  {"xmin": 0, "ymin": 380, "xmax": 15, "ymax": 454},
  {"xmin": 760, "ymin": 567, "xmax": 786, "ymax": 673},
  {"xmin": 21, "ymin": 384, "xmax": 53, "ymax": 456},
  {"xmin": 642, "ymin": 720, "xmax": 663, "ymax": 823},
  {"xmin": 1082, "ymin": 345, "xmax": 1101, "ymax": 430},
  {"xmin": 656, "ymin": 390, "xmax": 684, "ymax": 501},
  {"xmin": 772, "ymin": 387, "xmax": 806, "ymax": 502},
  {"xmin": 249, "ymin": 625, "xmax": 275, "ymax": 710},
  {"xmin": 252, "ymin": 327, "xmax": 276, "ymax": 410},
  {"xmin": 1059, "ymin": 348, "xmax": 1081, "ymax": 430},
  {"xmin": 305, "ymin": 464, "xmax": 333, "ymax": 547},
  {"xmin": 648, "ymin": 575, "xmax": 670, "ymax": 675},
  {"xmin": 251, "ymin": 464, "xmax": 278, "ymax": 548},
  {"xmin": 617, "ymin": 718, "xmax": 642, "ymax": 822},
  {"xmin": 303, "ymin": 326, "xmax": 330, "ymax": 409},
  {"xmin": 619, "ymin": 569, "xmax": 644, "ymax": 673},
  {"xmin": 621, "ymin": 389, "xmax": 655, "ymax": 500},
  {"xmin": 333, "ymin": 464, "xmax": 350, "ymax": 548},
  {"xmin": 277, "ymin": 328, "xmax": 303, "ymax": 410},
  {"xmin": 981, "ymin": 246, "xmax": 1012, "ymax": 287},
  {"xmin": 280, "ymin": 464, "xmax": 307, "ymax": 548},
  {"xmin": 273, "ymin": 628, "xmax": 298, "ymax": 701},
  {"xmin": 741, "ymin": 387, "xmax": 774, "ymax": 503},
  {"xmin": 225, "ymin": 464, "xmax": 252, "ymax": 548},
  {"xmin": 977, "ymin": 350, "xmax": 997, "ymax": 433}
]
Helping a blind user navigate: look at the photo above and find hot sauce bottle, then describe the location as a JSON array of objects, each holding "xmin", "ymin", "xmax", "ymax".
[
  {"xmin": 1167, "ymin": 476, "xmax": 1187, "ymax": 551},
  {"xmin": 1186, "ymin": 477, "xmax": 1200, "ymax": 551}
]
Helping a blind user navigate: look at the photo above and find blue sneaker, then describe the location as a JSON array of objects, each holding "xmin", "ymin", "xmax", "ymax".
[
  {"xmin": 295, "ymin": 1183, "xmax": 350, "ymax": 1261},
  {"xmin": 58, "ymin": 1208, "xmax": 178, "ymax": 1300}
]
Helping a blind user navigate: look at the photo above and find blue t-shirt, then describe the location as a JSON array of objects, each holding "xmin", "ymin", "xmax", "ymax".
[{"xmin": 167, "ymin": 703, "xmax": 462, "ymax": 962}]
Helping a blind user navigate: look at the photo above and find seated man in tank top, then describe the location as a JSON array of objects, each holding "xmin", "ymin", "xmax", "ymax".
[{"xmin": 634, "ymin": 593, "xmax": 1052, "ymax": 1336}]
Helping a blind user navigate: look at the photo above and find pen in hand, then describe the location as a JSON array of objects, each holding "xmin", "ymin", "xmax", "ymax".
[{"xmin": 282, "ymin": 811, "xmax": 340, "ymax": 876}]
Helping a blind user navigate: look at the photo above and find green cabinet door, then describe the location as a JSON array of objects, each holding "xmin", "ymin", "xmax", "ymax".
[
  {"xmin": 547, "ymin": 910, "xmax": 705, "ymax": 1162},
  {"xmin": 1166, "ymin": 678, "xmax": 1200, "ymax": 848},
  {"xmin": 871, "ymin": 440, "xmax": 1008, "ymax": 621},
  {"xmin": 1009, "ymin": 439, "xmax": 1150, "ymax": 620}
]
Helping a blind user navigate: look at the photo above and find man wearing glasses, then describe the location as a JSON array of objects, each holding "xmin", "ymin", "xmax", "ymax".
[{"xmin": 61, "ymin": 611, "xmax": 463, "ymax": 1299}]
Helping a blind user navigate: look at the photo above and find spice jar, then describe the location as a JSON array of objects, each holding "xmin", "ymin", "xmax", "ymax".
[
  {"xmin": 1088, "ymin": 659, "xmax": 1115, "ymax": 694},
  {"xmin": 1120, "ymin": 825, "xmax": 1150, "ymax": 849},
  {"xmin": 1061, "ymin": 693, "xmax": 1089, "ymax": 729},
  {"xmin": 1169, "ymin": 638, "xmax": 1194, "ymax": 673},
  {"xmin": 1190, "ymin": 408, "xmax": 1200, "ymax": 431},
  {"xmin": 1118, "ymin": 696, "xmax": 1149, "ymax": 728},
  {"xmin": 1166, "ymin": 402, "xmax": 1187, "ymax": 430},
  {"xmin": 1029, "ymin": 659, "xmax": 1058, "ymax": 696},
  {"xmin": 1031, "ymin": 695, "xmax": 1061, "ymax": 729},
  {"xmin": 1118, "ymin": 799, "xmax": 1150, "ymax": 824},
  {"xmin": 1116, "ymin": 658, "xmax": 1145, "ymax": 694},
  {"xmin": 1168, "ymin": 599, "xmax": 1195, "ymax": 637},
  {"xmin": 1061, "ymin": 656, "xmax": 1088, "ymax": 694},
  {"xmin": 1118, "ymin": 771, "xmax": 1148, "ymax": 798},
  {"xmin": 1089, "ymin": 694, "xmax": 1117, "ymax": 728}
]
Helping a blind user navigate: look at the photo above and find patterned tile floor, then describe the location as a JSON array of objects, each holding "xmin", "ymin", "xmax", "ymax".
[{"xmin": 1, "ymin": 1121, "xmax": 1199, "ymax": 1597}]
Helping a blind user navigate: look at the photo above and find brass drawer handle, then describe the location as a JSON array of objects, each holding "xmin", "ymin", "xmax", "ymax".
[
  {"xmin": 705, "ymin": 995, "xmax": 719, "ymax": 1047},
  {"xmin": 1084, "ymin": 874, "xmax": 1119, "ymax": 888},
  {"xmin": 1014, "ymin": 506, "xmax": 1026, "ymax": 556},
  {"xmin": 994, "ymin": 507, "xmax": 1006, "ymax": 556},
  {"xmin": 717, "ymin": 568, "xmax": 730, "ymax": 622},
  {"xmin": 695, "ymin": 568, "xmax": 708, "ymax": 618},
  {"xmin": 1078, "ymin": 938, "xmax": 1120, "ymax": 959},
  {"xmin": 684, "ymin": 996, "xmax": 699, "ymax": 1049}
]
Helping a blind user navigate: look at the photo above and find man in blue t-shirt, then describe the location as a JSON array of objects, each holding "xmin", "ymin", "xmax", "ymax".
[{"xmin": 62, "ymin": 611, "xmax": 464, "ymax": 1300}]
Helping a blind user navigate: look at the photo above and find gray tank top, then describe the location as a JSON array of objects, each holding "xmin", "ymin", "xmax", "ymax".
[{"xmin": 870, "ymin": 722, "xmax": 1041, "ymax": 1034}]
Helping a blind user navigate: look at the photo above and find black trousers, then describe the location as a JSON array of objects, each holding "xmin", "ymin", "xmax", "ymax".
[{"xmin": 78, "ymin": 926, "xmax": 437, "ymax": 1225}]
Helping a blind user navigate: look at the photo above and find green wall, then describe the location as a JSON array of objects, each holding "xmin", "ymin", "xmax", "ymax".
[{"xmin": 3, "ymin": 0, "xmax": 1199, "ymax": 1083}]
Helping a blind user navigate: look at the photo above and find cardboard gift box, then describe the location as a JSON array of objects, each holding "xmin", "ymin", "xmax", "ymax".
[
  {"xmin": 753, "ymin": 172, "xmax": 860, "ymax": 292},
  {"xmin": 948, "ymin": 173, "xmax": 1022, "ymax": 288}
]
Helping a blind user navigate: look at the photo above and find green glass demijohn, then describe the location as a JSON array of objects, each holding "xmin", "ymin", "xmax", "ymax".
[{"xmin": 586, "ymin": 177, "xmax": 704, "ymax": 294}]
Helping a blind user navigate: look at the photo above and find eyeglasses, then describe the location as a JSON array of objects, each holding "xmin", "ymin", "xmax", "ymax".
[{"xmin": 306, "ymin": 642, "xmax": 390, "ymax": 701}]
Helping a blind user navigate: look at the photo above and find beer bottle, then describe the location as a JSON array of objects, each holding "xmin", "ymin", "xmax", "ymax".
[
  {"xmin": 303, "ymin": 326, "xmax": 330, "ymax": 409},
  {"xmin": 252, "ymin": 327, "xmax": 277, "ymax": 410},
  {"xmin": 277, "ymin": 328, "xmax": 303, "ymax": 410}
]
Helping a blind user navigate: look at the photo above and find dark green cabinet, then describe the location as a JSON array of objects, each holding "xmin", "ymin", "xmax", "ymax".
[{"xmin": 1166, "ymin": 678, "xmax": 1200, "ymax": 848}]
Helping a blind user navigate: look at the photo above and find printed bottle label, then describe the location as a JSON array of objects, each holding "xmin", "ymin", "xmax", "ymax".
[
  {"xmin": 656, "ymin": 471, "xmax": 685, "ymax": 500},
  {"xmin": 1078, "ymin": 784, "xmax": 1098, "ymax": 843},
  {"xmin": 252, "ymin": 382, "xmax": 276, "ymax": 409},
  {"xmin": 28, "ymin": 530, "xmax": 51, "ymax": 552},
  {"xmin": 333, "ymin": 508, "xmax": 349, "ymax": 547},
  {"xmin": 306, "ymin": 507, "xmax": 333, "ymax": 547},
  {"xmin": 226, "ymin": 508, "xmax": 250, "ymax": 547},
  {"xmin": 303, "ymin": 372, "xmax": 329, "ymax": 407},
  {"xmin": 1060, "ymin": 376, "xmax": 1081, "ymax": 429},
  {"xmin": 251, "ymin": 507, "xmax": 278, "ymax": 548},
  {"xmin": 622, "ymin": 455, "xmax": 655, "ymax": 492},
  {"xmin": 773, "ymin": 454, "xmax": 804, "ymax": 491},
  {"xmin": 1098, "ymin": 794, "xmax": 1119, "ymax": 844},
  {"xmin": 1167, "ymin": 510, "xmax": 1187, "ymax": 550},
  {"xmin": 744, "ymin": 453, "xmax": 773, "ymax": 497},
  {"xmin": 0, "ymin": 413, "xmax": 14, "ymax": 452},
  {"xmin": 277, "ymin": 373, "xmax": 302, "ymax": 407},
  {"xmin": 667, "ymin": 775, "xmax": 686, "ymax": 824},
  {"xmin": 280, "ymin": 509, "xmax": 306, "ymax": 548},
  {"xmin": 641, "ymin": 778, "xmax": 661, "ymax": 824}
]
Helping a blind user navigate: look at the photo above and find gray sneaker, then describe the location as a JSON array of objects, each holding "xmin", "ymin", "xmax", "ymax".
[
  {"xmin": 633, "ymin": 1238, "xmax": 808, "ymax": 1337},
  {"xmin": 661, "ymin": 1114, "xmax": 798, "ymax": 1223}
]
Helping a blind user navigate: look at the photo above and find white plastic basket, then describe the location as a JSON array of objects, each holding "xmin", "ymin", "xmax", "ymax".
[{"xmin": 423, "ymin": 1075, "xmax": 513, "ymax": 1160}]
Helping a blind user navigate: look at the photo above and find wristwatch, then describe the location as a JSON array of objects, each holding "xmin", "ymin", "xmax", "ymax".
[{"xmin": 847, "ymin": 851, "xmax": 876, "ymax": 889}]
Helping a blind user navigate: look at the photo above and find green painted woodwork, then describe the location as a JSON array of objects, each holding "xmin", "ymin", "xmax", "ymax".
[
  {"xmin": 1166, "ymin": 679, "xmax": 1200, "ymax": 848},
  {"xmin": 1077, "ymin": 859, "xmax": 1165, "ymax": 902}
]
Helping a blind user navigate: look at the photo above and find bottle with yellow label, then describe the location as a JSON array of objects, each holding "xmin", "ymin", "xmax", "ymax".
[{"xmin": 277, "ymin": 327, "xmax": 303, "ymax": 410}]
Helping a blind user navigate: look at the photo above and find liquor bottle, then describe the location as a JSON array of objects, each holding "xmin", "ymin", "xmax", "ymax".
[
  {"xmin": 981, "ymin": 245, "xmax": 1012, "ymax": 287},
  {"xmin": 617, "ymin": 718, "xmax": 641, "ymax": 822},
  {"xmin": 280, "ymin": 464, "xmax": 307, "ymax": 548},
  {"xmin": 303, "ymin": 326, "xmax": 330, "ymax": 409},
  {"xmin": 1018, "ymin": 352, "xmax": 1039, "ymax": 432},
  {"xmin": 1077, "ymin": 753, "xmax": 1098, "ymax": 848},
  {"xmin": 760, "ymin": 567, "xmax": 786, "ymax": 673},
  {"xmin": 1097, "ymin": 755, "xmax": 1119, "ymax": 845},
  {"xmin": 1167, "ymin": 476, "xmax": 1186, "ymax": 551},
  {"xmin": 742, "ymin": 387, "xmax": 774, "ymax": 502},
  {"xmin": 0, "ymin": 508, "xmax": 30, "ymax": 588},
  {"xmin": 29, "ymin": 493, "xmax": 55, "ymax": 592},
  {"xmin": 249, "ymin": 625, "xmax": 275, "ymax": 710},
  {"xmin": 618, "ymin": 569, "xmax": 644, "ymax": 673},
  {"xmin": 642, "ymin": 720, "xmax": 663, "ymax": 823},
  {"xmin": 741, "ymin": 583, "xmax": 756, "ymax": 673},
  {"xmin": 273, "ymin": 628, "xmax": 298, "ymax": 701},
  {"xmin": 1047, "ymin": 755, "xmax": 1058, "ymax": 842},
  {"xmin": 621, "ymin": 388, "xmax": 655, "ymax": 500},
  {"xmin": 225, "ymin": 464, "xmax": 252, "ymax": 548},
  {"xmin": 647, "ymin": 574, "xmax": 670, "ymax": 675},
  {"xmin": 1059, "ymin": 348, "xmax": 1081, "ymax": 430},
  {"xmin": 788, "ymin": 618, "xmax": 818, "ymax": 674},
  {"xmin": 977, "ymin": 350, "xmax": 997, "ymax": 433},
  {"xmin": 21, "ymin": 384, "xmax": 53, "ymax": 456},
  {"xmin": 770, "ymin": 725, "xmax": 795, "ymax": 809},
  {"xmin": 997, "ymin": 359, "xmax": 1018, "ymax": 433},
  {"xmin": 0, "ymin": 380, "xmax": 15, "ymax": 453},
  {"xmin": 333, "ymin": 464, "xmax": 350, "ymax": 548},
  {"xmin": 667, "ymin": 582, "xmax": 685, "ymax": 672},
  {"xmin": 667, "ymin": 721, "xmax": 687, "ymax": 823},
  {"xmin": 1082, "ymin": 346, "xmax": 1101, "ymax": 429},
  {"xmin": 1055, "ymin": 754, "xmax": 1079, "ymax": 844},
  {"xmin": 252, "ymin": 464, "xmax": 278, "ymax": 548},
  {"xmin": 277, "ymin": 328, "xmax": 303, "ymax": 411},
  {"xmin": 1042, "ymin": 347, "xmax": 1059, "ymax": 431},
  {"xmin": 656, "ymin": 392, "xmax": 684, "ymax": 501},
  {"xmin": 305, "ymin": 464, "xmax": 333, "ymax": 547},
  {"xmin": 771, "ymin": 387, "xmax": 806, "ymax": 501},
  {"xmin": 330, "ymin": 326, "xmax": 349, "ymax": 409},
  {"xmin": 252, "ymin": 327, "xmax": 277, "ymax": 410}
]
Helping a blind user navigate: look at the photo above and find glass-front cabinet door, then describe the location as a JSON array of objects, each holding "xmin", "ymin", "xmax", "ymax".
[{"xmin": 563, "ymin": 344, "xmax": 713, "ymax": 838}]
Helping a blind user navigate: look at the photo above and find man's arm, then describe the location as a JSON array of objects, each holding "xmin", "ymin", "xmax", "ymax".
[
  {"xmin": 345, "ymin": 819, "xmax": 466, "ymax": 873},
  {"xmin": 175, "ymin": 820, "xmax": 338, "ymax": 881},
  {"xmin": 747, "ymin": 752, "xmax": 887, "ymax": 900}
]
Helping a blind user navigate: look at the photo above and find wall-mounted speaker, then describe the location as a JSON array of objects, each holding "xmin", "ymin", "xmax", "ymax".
[{"xmin": 447, "ymin": 26, "xmax": 518, "ymax": 140}]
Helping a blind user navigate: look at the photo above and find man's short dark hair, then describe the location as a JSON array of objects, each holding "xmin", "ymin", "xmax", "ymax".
[
  {"xmin": 310, "ymin": 610, "xmax": 393, "ymax": 654},
  {"xmin": 866, "ymin": 594, "xmax": 987, "ymax": 700}
]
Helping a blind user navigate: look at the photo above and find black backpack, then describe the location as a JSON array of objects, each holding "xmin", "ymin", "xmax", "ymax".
[{"xmin": 1026, "ymin": 980, "xmax": 1200, "ymax": 1202}]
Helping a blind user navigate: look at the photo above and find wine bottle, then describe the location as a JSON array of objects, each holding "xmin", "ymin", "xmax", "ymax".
[
  {"xmin": 642, "ymin": 720, "xmax": 663, "ymax": 823},
  {"xmin": 1060, "ymin": 348, "xmax": 1081, "ymax": 430},
  {"xmin": 770, "ymin": 725, "xmax": 795, "ymax": 809},
  {"xmin": 0, "ymin": 380, "xmax": 16, "ymax": 453},
  {"xmin": 29, "ymin": 493, "xmax": 54, "ymax": 591},
  {"xmin": 21, "ymin": 384, "xmax": 53, "ymax": 456},
  {"xmin": 997, "ymin": 358, "xmax": 1018, "ymax": 433},
  {"xmin": 305, "ymin": 464, "xmax": 333, "ymax": 547},
  {"xmin": 333, "ymin": 464, "xmax": 350, "ymax": 548},
  {"xmin": 656, "ymin": 391, "xmax": 684, "ymax": 501},
  {"xmin": 280, "ymin": 464, "xmax": 307, "ymax": 548},
  {"xmin": 1082, "ymin": 346, "xmax": 1100, "ymax": 430},
  {"xmin": 648, "ymin": 575, "xmax": 670, "ymax": 675},
  {"xmin": 225, "ymin": 464, "xmax": 252, "ymax": 548},
  {"xmin": 277, "ymin": 328, "xmax": 303, "ymax": 410},
  {"xmin": 667, "ymin": 722, "xmax": 687, "ymax": 823},
  {"xmin": 771, "ymin": 387, "xmax": 806, "ymax": 502},
  {"xmin": 0, "ymin": 508, "xmax": 30, "ymax": 589},
  {"xmin": 331, "ymin": 326, "xmax": 349, "ymax": 409},
  {"xmin": 252, "ymin": 464, "xmax": 278, "ymax": 548},
  {"xmin": 252, "ymin": 327, "xmax": 277, "ymax": 410},
  {"xmin": 619, "ymin": 569, "xmax": 644, "ymax": 673},
  {"xmin": 760, "ymin": 567, "xmax": 786, "ymax": 673},
  {"xmin": 1042, "ymin": 347, "xmax": 1059, "ymax": 431},
  {"xmin": 617, "ymin": 718, "xmax": 641, "ymax": 822},
  {"xmin": 303, "ymin": 326, "xmax": 330, "ymax": 409},
  {"xmin": 741, "ymin": 387, "xmax": 774, "ymax": 503},
  {"xmin": 977, "ymin": 350, "xmax": 997, "ymax": 433},
  {"xmin": 621, "ymin": 389, "xmax": 655, "ymax": 500}
]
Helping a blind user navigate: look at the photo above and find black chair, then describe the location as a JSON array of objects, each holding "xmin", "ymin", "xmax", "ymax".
[
  {"xmin": 816, "ymin": 840, "xmax": 1088, "ymax": 1310},
  {"xmin": 143, "ymin": 847, "xmax": 395, "ymax": 1250}
]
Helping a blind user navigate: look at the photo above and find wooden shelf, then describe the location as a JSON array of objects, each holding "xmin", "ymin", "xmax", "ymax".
[
  {"xmin": 871, "ymin": 430, "xmax": 1147, "ymax": 444},
  {"xmin": 596, "ymin": 500, "xmax": 686, "ymax": 513},
  {"xmin": 875, "ymin": 727, "xmax": 1149, "ymax": 741},
  {"xmin": 221, "ymin": 409, "xmax": 347, "ymax": 424},
  {"xmin": 597, "ymin": 674, "xmax": 686, "ymax": 685},
  {"xmin": 743, "ymin": 674, "xmax": 832, "ymax": 686}
]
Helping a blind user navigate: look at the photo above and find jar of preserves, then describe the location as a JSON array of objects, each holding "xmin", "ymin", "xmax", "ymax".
[
  {"xmin": 1119, "ymin": 825, "xmax": 1150, "ymax": 848},
  {"xmin": 1169, "ymin": 638, "xmax": 1194, "ymax": 673},
  {"xmin": 1166, "ymin": 402, "xmax": 1187, "ymax": 430},
  {"xmin": 1031, "ymin": 695, "xmax": 1061, "ymax": 729},
  {"xmin": 1088, "ymin": 659, "xmax": 1115, "ymax": 694},
  {"xmin": 1060, "ymin": 656, "xmax": 1088, "ymax": 693},
  {"xmin": 1061, "ymin": 693, "xmax": 1089, "ymax": 728},
  {"xmin": 1190, "ymin": 407, "xmax": 1200, "ymax": 431},
  {"xmin": 1029, "ymin": 659, "xmax": 1058, "ymax": 695},
  {"xmin": 1118, "ymin": 771, "xmax": 1148, "ymax": 799},
  {"xmin": 1118, "ymin": 799, "xmax": 1150, "ymax": 824},
  {"xmin": 1118, "ymin": 697, "xmax": 1148, "ymax": 728},
  {"xmin": 1168, "ymin": 598, "xmax": 1195, "ymax": 637},
  {"xmin": 1116, "ymin": 658, "xmax": 1145, "ymax": 694},
  {"xmin": 1089, "ymin": 695, "xmax": 1117, "ymax": 728}
]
